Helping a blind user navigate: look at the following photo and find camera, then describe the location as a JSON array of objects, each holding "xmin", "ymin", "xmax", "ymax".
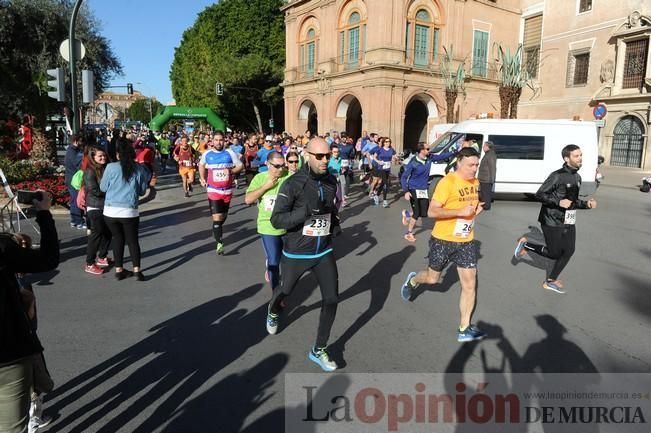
[{"xmin": 16, "ymin": 190, "xmax": 43, "ymax": 205}]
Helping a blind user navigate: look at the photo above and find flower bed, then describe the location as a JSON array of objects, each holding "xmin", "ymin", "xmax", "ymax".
[{"xmin": 11, "ymin": 175, "xmax": 69, "ymax": 206}]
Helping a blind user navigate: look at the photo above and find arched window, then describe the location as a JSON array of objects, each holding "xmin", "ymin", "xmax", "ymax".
[
  {"xmin": 299, "ymin": 27, "xmax": 318, "ymax": 78},
  {"xmin": 338, "ymin": 10, "xmax": 366, "ymax": 69},
  {"xmin": 406, "ymin": 7, "xmax": 441, "ymax": 67}
]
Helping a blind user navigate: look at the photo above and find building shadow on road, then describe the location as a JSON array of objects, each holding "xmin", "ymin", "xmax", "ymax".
[{"xmin": 44, "ymin": 283, "xmax": 270, "ymax": 433}]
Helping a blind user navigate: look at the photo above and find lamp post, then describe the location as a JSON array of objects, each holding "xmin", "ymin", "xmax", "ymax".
[{"xmin": 69, "ymin": 0, "xmax": 84, "ymax": 134}]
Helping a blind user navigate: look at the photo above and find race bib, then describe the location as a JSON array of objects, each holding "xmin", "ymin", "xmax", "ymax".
[
  {"xmin": 263, "ymin": 195, "xmax": 277, "ymax": 213},
  {"xmin": 212, "ymin": 169, "xmax": 229, "ymax": 183},
  {"xmin": 564, "ymin": 210, "xmax": 576, "ymax": 225},
  {"xmin": 382, "ymin": 161, "xmax": 391, "ymax": 170},
  {"xmin": 182, "ymin": 160, "xmax": 192, "ymax": 167},
  {"xmin": 453, "ymin": 218, "xmax": 475, "ymax": 238},
  {"xmin": 302, "ymin": 214, "xmax": 331, "ymax": 237},
  {"xmin": 341, "ymin": 159, "xmax": 350, "ymax": 168},
  {"xmin": 415, "ymin": 189, "xmax": 428, "ymax": 199}
]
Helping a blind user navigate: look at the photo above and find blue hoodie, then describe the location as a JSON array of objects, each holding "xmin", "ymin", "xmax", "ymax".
[
  {"xmin": 100, "ymin": 162, "xmax": 149, "ymax": 209},
  {"xmin": 400, "ymin": 151, "xmax": 456, "ymax": 191}
]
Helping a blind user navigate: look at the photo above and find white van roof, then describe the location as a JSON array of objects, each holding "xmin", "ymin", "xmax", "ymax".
[{"xmin": 452, "ymin": 119, "xmax": 597, "ymax": 127}]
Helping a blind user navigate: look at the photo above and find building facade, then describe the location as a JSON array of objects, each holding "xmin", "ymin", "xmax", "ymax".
[
  {"xmin": 89, "ymin": 91, "xmax": 149, "ymax": 125},
  {"xmin": 282, "ymin": 0, "xmax": 522, "ymax": 152},
  {"xmin": 518, "ymin": 1, "xmax": 651, "ymax": 169}
]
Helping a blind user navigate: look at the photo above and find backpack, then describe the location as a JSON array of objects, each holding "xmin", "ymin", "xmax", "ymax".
[
  {"xmin": 76, "ymin": 185, "xmax": 86, "ymax": 210},
  {"xmin": 71, "ymin": 169, "xmax": 84, "ymax": 190}
]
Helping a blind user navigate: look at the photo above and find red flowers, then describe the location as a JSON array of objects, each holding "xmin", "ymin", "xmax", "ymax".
[{"xmin": 12, "ymin": 175, "xmax": 69, "ymax": 206}]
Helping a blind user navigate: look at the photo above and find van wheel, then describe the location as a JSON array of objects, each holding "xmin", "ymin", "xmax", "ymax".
[{"xmin": 429, "ymin": 176, "xmax": 443, "ymax": 197}]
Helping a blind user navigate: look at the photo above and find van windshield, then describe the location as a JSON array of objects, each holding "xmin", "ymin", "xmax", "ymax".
[{"xmin": 430, "ymin": 132, "xmax": 483, "ymax": 153}]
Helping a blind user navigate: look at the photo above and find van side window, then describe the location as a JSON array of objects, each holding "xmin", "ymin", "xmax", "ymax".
[{"xmin": 489, "ymin": 135, "xmax": 545, "ymax": 160}]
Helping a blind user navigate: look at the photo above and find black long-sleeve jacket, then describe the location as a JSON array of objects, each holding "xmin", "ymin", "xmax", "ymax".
[
  {"xmin": 536, "ymin": 164, "xmax": 589, "ymax": 227},
  {"xmin": 0, "ymin": 211, "xmax": 60, "ymax": 364},
  {"xmin": 271, "ymin": 165, "xmax": 340, "ymax": 258},
  {"xmin": 83, "ymin": 168, "xmax": 105, "ymax": 209}
]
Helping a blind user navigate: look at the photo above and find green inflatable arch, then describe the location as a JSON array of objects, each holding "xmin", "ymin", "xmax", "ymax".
[{"xmin": 149, "ymin": 106, "xmax": 226, "ymax": 132}]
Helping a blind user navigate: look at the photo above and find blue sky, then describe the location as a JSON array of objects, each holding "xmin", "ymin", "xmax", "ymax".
[{"xmin": 87, "ymin": 0, "xmax": 216, "ymax": 104}]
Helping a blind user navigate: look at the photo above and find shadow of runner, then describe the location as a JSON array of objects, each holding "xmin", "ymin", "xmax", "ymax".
[{"xmin": 44, "ymin": 284, "xmax": 265, "ymax": 433}]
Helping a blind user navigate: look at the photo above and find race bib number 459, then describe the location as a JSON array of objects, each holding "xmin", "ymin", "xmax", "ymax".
[
  {"xmin": 302, "ymin": 214, "xmax": 331, "ymax": 237},
  {"xmin": 212, "ymin": 169, "xmax": 229, "ymax": 183}
]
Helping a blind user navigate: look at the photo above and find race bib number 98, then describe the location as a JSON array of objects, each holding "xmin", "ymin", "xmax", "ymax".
[
  {"xmin": 302, "ymin": 214, "xmax": 331, "ymax": 237},
  {"xmin": 212, "ymin": 169, "xmax": 229, "ymax": 183},
  {"xmin": 453, "ymin": 218, "xmax": 475, "ymax": 238}
]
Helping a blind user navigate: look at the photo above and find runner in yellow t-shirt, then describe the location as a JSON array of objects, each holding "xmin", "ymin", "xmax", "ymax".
[{"xmin": 399, "ymin": 147, "xmax": 487, "ymax": 343}]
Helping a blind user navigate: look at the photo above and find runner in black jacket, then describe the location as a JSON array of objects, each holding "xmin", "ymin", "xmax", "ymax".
[
  {"xmin": 514, "ymin": 145, "xmax": 597, "ymax": 294},
  {"xmin": 268, "ymin": 137, "xmax": 341, "ymax": 371},
  {"xmin": 0, "ymin": 192, "xmax": 59, "ymax": 432}
]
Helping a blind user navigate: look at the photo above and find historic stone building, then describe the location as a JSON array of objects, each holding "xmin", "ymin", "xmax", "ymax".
[
  {"xmin": 518, "ymin": 1, "xmax": 651, "ymax": 169},
  {"xmin": 281, "ymin": 0, "xmax": 522, "ymax": 152}
]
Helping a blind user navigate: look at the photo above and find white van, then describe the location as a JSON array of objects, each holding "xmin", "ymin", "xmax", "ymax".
[{"xmin": 428, "ymin": 119, "xmax": 600, "ymax": 196}]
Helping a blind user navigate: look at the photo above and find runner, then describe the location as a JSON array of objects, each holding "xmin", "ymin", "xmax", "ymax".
[
  {"xmin": 285, "ymin": 151, "xmax": 301, "ymax": 175},
  {"xmin": 254, "ymin": 136, "xmax": 275, "ymax": 173},
  {"xmin": 198, "ymin": 132, "xmax": 243, "ymax": 255},
  {"xmin": 157, "ymin": 132, "xmax": 171, "ymax": 174},
  {"xmin": 514, "ymin": 144, "xmax": 597, "ymax": 294},
  {"xmin": 243, "ymin": 135, "xmax": 260, "ymax": 186},
  {"xmin": 360, "ymin": 133, "xmax": 379, "ymax": 184},
  {"xmin": 245, "ymin": 151, "xmax": 291, "ymax": 292},
  {"xmin": 369, "ymin": 137, "xmax": 397, "ymax": 207},
  {"xmin": 173, "ymin": 136, "xmax": 198, "ymax": 198},
  {"xmin": 399, "ymin": 147, "xmax": 487, "ymax": 342},
  {"xmin": 338, "ymin": 137, "xmax": 356, "ymax": 200},
  {"xmin": 266, "ymin": 137, "xmax": 341, "ymax": 372}
]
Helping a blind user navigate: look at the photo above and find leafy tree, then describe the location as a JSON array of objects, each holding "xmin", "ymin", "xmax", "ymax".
[
  {"xmin": 128, "ymin": 98, "xmax": 164, "ymax": 124},
  {"xmin": 439, "ymin": 46, "xmax": 466, "ymax": 123},
  {"xmin": 0, "ymin": 0, "xmax": 122, "ymax": 123},
  {"xmin": 495, "ymin": 44, "xmax": 539, "ymax": 119},
  {"xmin": 170, "ymin": 0, "xmax": 285, "ymax": 132}
]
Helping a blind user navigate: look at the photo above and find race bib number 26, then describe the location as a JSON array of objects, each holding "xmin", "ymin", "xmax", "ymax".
[{"xmin": 453, "ymin": 218, "xmax": 475, "ymax": 238}]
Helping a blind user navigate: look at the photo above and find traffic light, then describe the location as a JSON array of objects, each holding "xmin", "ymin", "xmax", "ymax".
[
  {"xmin": 47, "ymin": 67, "xmax": 65, "ymax": 102},
  {"xmin": 216, "ymin": 82, "xmax": 224, "ymax": 96},
  {"xmin": 127, "ymin": 83, "xmax": 133, "ymax": 95}
]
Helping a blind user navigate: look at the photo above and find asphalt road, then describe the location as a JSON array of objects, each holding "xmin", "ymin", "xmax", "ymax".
[{"xmin": 29, "ymin": 170, "xmax": 650, "ymax": 432}]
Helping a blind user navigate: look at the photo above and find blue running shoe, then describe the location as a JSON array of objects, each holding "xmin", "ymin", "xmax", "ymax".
[
  {"xmin": 400, "ymin": 271, "xmax": 418, "ymax": 301},
  {"xmin": 457, "ymin": 324, "xmax": 487, "ymax": 342},
  {"xmin": 308, "ymin": 347, "xmax": 337, "ymax": 372},
  {"xmin": 514, "ymin": 237, "xmax": 528, "ymax": 259},
  {"xmin": 266, "ymin": 307, "xmax": 279, "ymax": 335},
  {"xmin": 543, "ymin": 279, "xmax": 566, "ymax": 294}
]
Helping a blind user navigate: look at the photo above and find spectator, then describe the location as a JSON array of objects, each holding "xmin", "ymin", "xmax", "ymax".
[
  {"xmin": 478, "ymin": 141, "xmax": 497, "ymax": 210},
  {"xmin": 83, "ymin": 146, "xmax": 112, "ymax": 275},
  {"xmin": 64, "ymin": 134, "xmax": 86, "ymax": 229},
  {"xmin": 0, "ymin": 192, "xmax": 59, "ymax": 433}
]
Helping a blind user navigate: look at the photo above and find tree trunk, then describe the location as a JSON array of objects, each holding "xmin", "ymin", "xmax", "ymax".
[
  {"xmin": 251, "ymin": 100, "xmax": 263, "ymax": 133},
  {"xmin": 499, "ymin": 86, "xmax": 511, "ymax": 119},
  {"xmin": 509, "ymin": 86, "xmax": 522, "ymax": 119},
  {"xmin": 445, "ymin": 90, "xmax": 457, "ymax": 123}
]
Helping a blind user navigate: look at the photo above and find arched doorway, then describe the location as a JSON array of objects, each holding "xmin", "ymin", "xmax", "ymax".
[
  {"xmin": 611, "ymin": 116, "xmax": 645, "ymax": 168},
  {"xmin": 336, "ymin": 95, "xmax": 362, "ymax": 142},
  {"xmin": 404, "ymin": 100, "xmax": 429, "ymax": 153},
  {"xmin": 298, "ymin": 99, "xmax": 318, "ymax": 136}
]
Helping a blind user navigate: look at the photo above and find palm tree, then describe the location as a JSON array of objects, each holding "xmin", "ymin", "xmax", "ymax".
[
  {"xmin": 439, "ymin": 46, "xmax": 466, "ymax": 123},
  {"xmin": 495, "ymin": 44, "xmax": 538, "ymax": 119}
]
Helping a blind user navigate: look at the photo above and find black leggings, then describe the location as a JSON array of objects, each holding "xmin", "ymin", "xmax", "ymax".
[
  {"xmin": 270, "ymin": 253, "xmax": 339, "ymax": 348},
  {"xmin": 379, "ymin": 170, "xmax": 390, "ymax": 200},
  {"xmin": 86, "ymin": 210, "xmax": 112, "ymax": 265},
  {"xmin": 523, "ymin": 225, "xmax": 576, "ymax": 280},
  {"xmin": 104, "ymin": 216, "xmax": 141, "ymax": 268}
]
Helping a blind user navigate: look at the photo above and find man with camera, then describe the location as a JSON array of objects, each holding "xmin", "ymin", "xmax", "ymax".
[{"xmin": 0, "ymin": 191, "xmax": 60, "ymax": 433}]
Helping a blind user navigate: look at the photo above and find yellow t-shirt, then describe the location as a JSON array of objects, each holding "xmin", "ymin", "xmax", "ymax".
[{"xmin": 431, "ymin": 173, "xmax": 480, "ymax": 242}]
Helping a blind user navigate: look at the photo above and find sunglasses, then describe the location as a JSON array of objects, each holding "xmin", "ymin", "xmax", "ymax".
[
  {"xmin": 287, "ymin": 159, "xmax": 299, "ymax": 164},
  {"xmin": 307, "ymin": 151, "xmax": 331, "ymax": 160},
  {"xmin": 268, "ymin": 162, "xmax": 286, "ymax": 169}
]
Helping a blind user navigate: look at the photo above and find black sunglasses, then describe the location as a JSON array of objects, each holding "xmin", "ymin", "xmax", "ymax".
[
  {"xmin": 307, "ymin": 151, "xmax": 331, "ymax": 160},
  {"xmin": 268, "ymin": 162, "xmax": 286, "ymax": 169},
  {"xmin": 287, "ymin": 159, "xmax": 299, "ymax": 163}
]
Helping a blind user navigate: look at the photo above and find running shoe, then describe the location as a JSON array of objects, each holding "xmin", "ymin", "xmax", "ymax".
[
  {"xmin": 266, "ymin": 307, "xmax": 279, "ymax": 335},
  {"xmin": 514, "ymin": 237, "xmax": 528, "ymax": 259},
  {"xmin": 457, "ymin": 324, "xmax": 487, "ymax": 342},
  {"xmin": 373, "ymin": 195, "xmax": 380, "ymax": 206},
  {"xmin": 308, "ymin": 347, "xmax": 337, "ymax": 372},
  {"xmin": 216, "ymin": 242, "xmax": 225, "ymax": 255},
  {"xmin": 76, "ymin": 223, "xmax": 87, "ymax": 230},
  {"xmin": 400, "ymin": 271, "xmax": 418, "ymax": 301},
  {"xmin": 401, "ymin": 209, "xmax": 411, "ymax": 226},
  {"xmin": 382, "ymin": 200, "xmax": 389, "ymax": 208},
  {"xmin": 184, "ymin": 191, "xmax": 190, "ymax": 198},
  {"xmin": 95, "ymin": 256, "xmax": 112, "ymax": 267},
  {"xmin": 404, "ymin": 232, "xmax": 416, "ymax": 243},
  {"xmin": 84, "ymin": 263, "xmax": 103, "ymax": 275},
  {"xmin": 543, "ymin": 279, "xmax": 566, "ymax": 294}
]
